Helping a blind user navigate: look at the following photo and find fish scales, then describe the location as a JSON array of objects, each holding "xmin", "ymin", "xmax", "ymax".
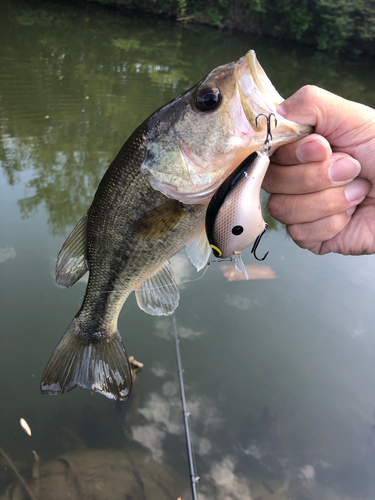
[
  {"xmin": 41, "ymin": 50, "xmax": 312, "ymax": 400},
  {"xmin": 81, "ymin": 123, "xmax": 205, "ymax": 333}
]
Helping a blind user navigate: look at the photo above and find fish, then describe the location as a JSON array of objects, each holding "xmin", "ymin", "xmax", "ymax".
[
  {"xmin": 40, "ymin": 50, "xmax": 312, "ymax": 401},
  {"xmin": 205, "ymin": 151, "xmax": 270, "ymax": 279}
]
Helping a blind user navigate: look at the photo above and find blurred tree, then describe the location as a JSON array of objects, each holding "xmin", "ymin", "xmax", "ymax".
[{"xmin": 85, "ymin": 0, "xmax": 375, "ymax": 54}]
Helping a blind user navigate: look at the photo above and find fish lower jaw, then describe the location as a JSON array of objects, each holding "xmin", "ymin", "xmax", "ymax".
[
  {"xmin": 149, "ymin": 175, "xmax": 223, "ymax": 205},
  {"xmin": 149, "ymin": 148, "xmax": 261, "ymax": 204},
  {"xmin": 272, "ymin": 116, "xmax": 313, "ymax": 147}
]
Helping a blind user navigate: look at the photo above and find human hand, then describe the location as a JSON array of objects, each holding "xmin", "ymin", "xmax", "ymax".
[{"xmin": 263, "ymin": 86, "xmax": 375, "ymax": 255}]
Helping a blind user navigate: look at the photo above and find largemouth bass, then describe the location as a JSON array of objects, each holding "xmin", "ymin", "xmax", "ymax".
[{"xmin": 41, "ymin": 50, "xmax": 312, "ymax": 401}]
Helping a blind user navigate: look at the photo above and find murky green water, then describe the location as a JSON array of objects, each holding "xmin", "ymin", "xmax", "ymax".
[{"xmin": 2, "ymin": 0, "xmax": 375, "ymax": 498}]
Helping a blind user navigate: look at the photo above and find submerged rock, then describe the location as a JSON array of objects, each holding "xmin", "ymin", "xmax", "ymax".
[{"xmin": 1, "ymin": 448, "xmax": 188, "ymax": 500}]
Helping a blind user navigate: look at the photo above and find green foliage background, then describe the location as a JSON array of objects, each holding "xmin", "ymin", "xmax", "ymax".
[{"xmin": 86, "ymin": 0, "xmax": 375, "ymax": 55}]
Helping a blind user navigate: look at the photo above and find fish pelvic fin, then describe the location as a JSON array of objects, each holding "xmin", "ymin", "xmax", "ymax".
[
  {"xmin": 186, "ymin": 226, "xmax": 211, "ymax": 272},
  {"xmin": 135, "ymin": 260, "xmax": 180, "ymax": 316},
  {"xmin": 56, "ymin": 213, "xmax": 89, "ymax": 288},
  {"xmin": 40, "ymin": 318, "xmax": 132, "ymax": 401}
]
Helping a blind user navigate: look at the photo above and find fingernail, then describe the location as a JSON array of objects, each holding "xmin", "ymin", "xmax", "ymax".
[
  {"xmin": 330, "ymin": 158, "xmax": 361, "ymax": 183},
  {"xmin": 276, "ymin": 103, "xmax": 287, "ymax": 117},
  {"xmin": 345, "ymin": 178, "xmax": 370, "ymax": 202},
  {"xmin": 296, "ymin": 140, "xmax": 328, "ymax": 162},
  {"xmin": 346, "ymin": 206, "xmax": 357, "ymax": 216}
]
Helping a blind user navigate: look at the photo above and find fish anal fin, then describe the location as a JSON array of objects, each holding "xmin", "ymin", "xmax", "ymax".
[
  {"xmin": 40, "ymin": 318, "xmax": 132, "ymax": 401},
  {"xmin": 132, "ymin": 201, "xmax": 186, "ymax": 241},
  {"xmin": 186, "ymin": 226, "xmax": 211, "ymax": 272},
  {"xmin": 56, "ymin": 213, "xmax": 89, "ymax": 288},
  {"xmin": 135, "ymin": 261, "xmax": 180, "ymax": 316}
]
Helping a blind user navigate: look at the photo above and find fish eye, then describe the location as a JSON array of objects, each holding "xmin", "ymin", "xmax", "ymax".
[
  {"xmin": 195, "ymin": 87, "xmax": 222, "ymax": 112},
  {"xmin": 232, "ymin": 225, "xmax": 243, "ymax": 236}
]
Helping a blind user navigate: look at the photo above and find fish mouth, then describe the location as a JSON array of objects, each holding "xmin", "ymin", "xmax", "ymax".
[
  {"xmin": 237, "ymin": 50, "xmax": 313, "ymax": 148},
  {"xmin": 142, "ymin": 50, "xmax": 313, "ymax": 206}
]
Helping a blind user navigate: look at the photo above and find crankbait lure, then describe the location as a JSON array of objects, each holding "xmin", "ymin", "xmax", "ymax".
[{"xmin": 205, "ymin": 112, "xmax": 277, "ymax": 279}]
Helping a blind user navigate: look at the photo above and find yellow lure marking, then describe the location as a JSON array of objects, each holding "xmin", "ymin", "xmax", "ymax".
[{"xmin": 210, "ymin": 244, "xmax": 222, "ymax": 256}]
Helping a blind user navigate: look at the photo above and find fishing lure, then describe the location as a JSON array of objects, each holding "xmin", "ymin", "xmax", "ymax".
[{"xmin": 205, "ymin": 112, "xmax": 276, "ymax": 279}]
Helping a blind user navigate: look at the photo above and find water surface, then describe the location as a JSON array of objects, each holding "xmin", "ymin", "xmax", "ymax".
[{"xmin": 1, "ymin": 1, "xmax": 375, "ymax": 498}]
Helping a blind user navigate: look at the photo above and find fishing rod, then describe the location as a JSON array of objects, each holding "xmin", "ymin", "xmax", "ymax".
[{"xmin": 172, "ymin": 313, "xmax": 199, "ymax": 500}]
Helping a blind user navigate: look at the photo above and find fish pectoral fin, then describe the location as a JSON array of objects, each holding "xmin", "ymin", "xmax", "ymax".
[
  {"xmin": 55, "ymin": 213, "xmax": 89, "ymax": 288},
  {"xmin": 131, "ymin": 200, "xmax": 186, "ymax": 241},
  {"xmin": 186, "ymin": 226, "xmax": 211, "ymax": 272},
  {"xmin": 135, "ymin": 260, "xmax": 180, "ymax": 316}
]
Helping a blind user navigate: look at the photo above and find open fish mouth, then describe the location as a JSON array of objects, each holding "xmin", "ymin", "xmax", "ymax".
[
  {"xmin": 141, "ymin": 50, "xmax": 313, "ymax": 204},
  {"xmin": 237, "ymin": 50, "xmax": 312, "ymax": 148}
]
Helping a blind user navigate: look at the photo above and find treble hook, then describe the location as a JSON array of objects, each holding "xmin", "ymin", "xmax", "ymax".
[
  {"xmin": 251, "ymin": 224, "xmax": 269, "ymax": 261},
  {"xmin": 255, "ymin": 112, "xmax": 277, "ymax": 153}
]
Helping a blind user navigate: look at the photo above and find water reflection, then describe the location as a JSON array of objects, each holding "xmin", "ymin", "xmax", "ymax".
[
  {"xmin": 2, "ymin": 1, "xmax": 375, "ymax": 237},
  {"xmin": 123, "ymin": 352, "xmax": 375, "ymax": 499},
  {"xmin": 0, "ymin": 248, "xmax": 16, "ymax": 264},
  {"xmin": 1, "ymin": 1, "xmax": 206, "ymax": 235}
]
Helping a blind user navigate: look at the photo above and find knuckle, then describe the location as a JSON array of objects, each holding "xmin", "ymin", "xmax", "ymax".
[
  {"xmin": 287, "ymin": 223, "xmax": 308, "ymax": 246},
  {"xmin": 310, "ymin": 244, "xmax": 324, "ymax": 255},
  {"xmin": 300, "ymin": 166, "xmax": 316, "ymax": 192},
  {"xmin": 287, "ymin": 223, "xmax": 321, "ymax": 253},
  {"xmin": 267, "ymin": 194, "xmax": 279, "ymax": 218},
  {"xmin": 319, "ymin": 189, "xmax": 342, "ymax": 215},
  {"xmin": 327, "ymin": 212, "xmax": 349, "ymax": 236},
  {"xmin": 287, "ymin": 213, "xmax": 349, "ymax": 253},
  {"xmin": 302, "ymin": 161, "xmax": 330, "ymax": 192},
  {"xmin": 298, "ymin": 85, "xmax": 323, "ymax": 101},
  {"xmin": 267, "ymin": 194, "xmax": 289, "ymax": 223},
  {"xmin": 296, "ymin": 86, "xmax": 327, "ymax": 124}
]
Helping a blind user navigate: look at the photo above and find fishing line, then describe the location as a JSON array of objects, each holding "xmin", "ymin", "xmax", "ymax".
[
  {"xmin": 172, "ymin": 313, "xmax": 199, "ymax": 500},
  {"xmin": 100, "ymin": 263, "xmax": 210, "ymax": 295}
]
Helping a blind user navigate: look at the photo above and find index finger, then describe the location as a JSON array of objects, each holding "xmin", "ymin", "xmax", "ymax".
[{"xmin": 271, "ymin": 134, "xmax": 332, "ymax": 166}]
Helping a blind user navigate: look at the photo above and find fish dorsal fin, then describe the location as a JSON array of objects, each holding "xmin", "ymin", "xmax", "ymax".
[
  {"xmin": 135, "ymin": 261, "xmax": 180, "ymax": 316},
  {"xmin": 186, "ymin": 226, "xmax": 211, "ymax": 272},
  {"xmin": 132, "ymin": 201, "xmax": 186, "ymax": 241},
  {"xmin": 55, "ymin": 213, "xmax": 89, "ymax": 288}
]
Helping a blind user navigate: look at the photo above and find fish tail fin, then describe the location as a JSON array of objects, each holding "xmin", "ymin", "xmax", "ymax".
[{"xmin": 40, "ymin": 318, "xmax": 132, "ymax": 400}]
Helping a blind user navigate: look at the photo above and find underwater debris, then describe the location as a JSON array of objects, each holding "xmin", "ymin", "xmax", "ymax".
[
  {"xmin": 0, "ymin": 448, "xmax": 37, "ymax": 500},
  {"xmin": 0, "ymin": 449, "xmax": 188, "ymax": 500},
  {"xmin": 128, "ymin": 356, "xmax": 144, "ymax": 379},
  {"xmin": 20, "ymin": 419, "xmax": 31, "ymax": 437}
]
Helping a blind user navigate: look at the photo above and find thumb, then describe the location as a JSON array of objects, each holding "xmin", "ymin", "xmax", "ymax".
[{"xmin": 276, "ymin": 85, "xmax": 374, "ymax": 147}]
